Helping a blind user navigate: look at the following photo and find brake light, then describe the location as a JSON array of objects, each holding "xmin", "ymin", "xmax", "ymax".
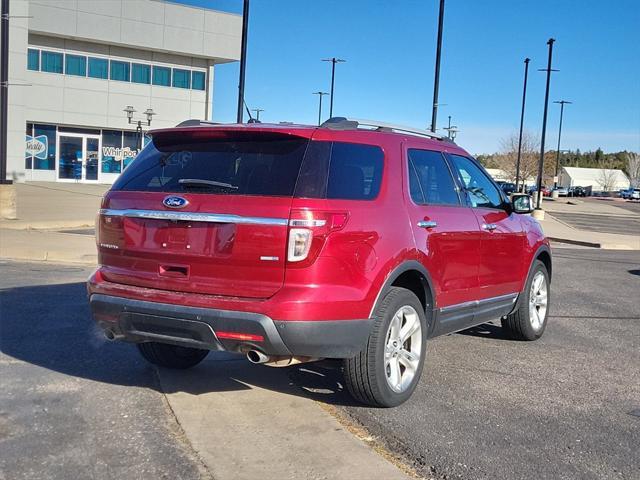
[
  {"xmin": 286, "ymin": 210, "xmax": 348, "ymax": 264},
  {"xmin": 97, "ymin": 211, "xmax": 125, "ymax": 251}
]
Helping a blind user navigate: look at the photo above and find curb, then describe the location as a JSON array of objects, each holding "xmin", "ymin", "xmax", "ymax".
[{"xmin": 548, "ymin": 237, "xmax": 601, "ymax": 248}]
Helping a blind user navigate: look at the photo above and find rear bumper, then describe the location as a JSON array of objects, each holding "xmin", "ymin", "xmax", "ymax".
[{"xmin": 90, "ymin": 294, "xmax": 372, "ymax": 359}]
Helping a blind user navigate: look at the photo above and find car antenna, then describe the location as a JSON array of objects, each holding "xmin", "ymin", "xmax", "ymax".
[{"xmin": 243, "ymin": 99, "xmax": 260, "ymax": 123}]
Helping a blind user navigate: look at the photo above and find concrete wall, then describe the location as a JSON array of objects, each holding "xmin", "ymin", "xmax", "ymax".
[
  {"xmin": 28, "ymin": 0, "xmax": 241, "ymax": 62},
  {"xmin": 5, "ymin": 0, "xmax": 29, "ymax": 182}
]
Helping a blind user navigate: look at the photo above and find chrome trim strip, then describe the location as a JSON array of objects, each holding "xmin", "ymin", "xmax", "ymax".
[
  {"xmin": 289, "ymin": 219, "xmax": 327, "ymax": 227},
  {"xmin": 99, "ymin": 209, "xmax": 288, "ymax": 226},
  {"xmin": 440, "ymin": 292, "xmax": 518, "ymax": 313}
]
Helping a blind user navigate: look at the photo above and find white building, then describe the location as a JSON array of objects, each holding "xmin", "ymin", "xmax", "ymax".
[
  {"xmin": 4, "ymin": 0, "xmax": 241, "ymax": 184},
  {"xmin": 558, "ymin": 166, "xmax": 630, "ymax": 192}
]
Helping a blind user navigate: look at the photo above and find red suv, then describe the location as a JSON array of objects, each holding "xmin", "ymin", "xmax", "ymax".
[{"xmin": 88, "ymin": 117, "xmax": 551, "ymax": 407}]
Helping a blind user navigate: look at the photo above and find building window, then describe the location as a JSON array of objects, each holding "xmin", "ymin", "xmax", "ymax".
[
  {"xmin": 110, "ymin": 60, "xmax": 130, "ymax": 82},
  {"xmin": 65, "ymin": 54, "xmax": 87, "ymax": 77},
  {"xmin": 172, "ymin": 69, "xmax": 190, "ymax": 89},
  {"xmin": 131, "ymin": 63, "xmax": 151, "ymax": 84},
  {"xmin": 27, "ymin": 49, "xmax": 40, "ymax": 71},
  {"xmin": 192, "ymin": 71, "xmax": 206, "ymax": 90},
  {"xmin": 41, "ymin": 51, "xmax": 63, "ymax": 74},
  {"xmin": 32, "ymin": 124, "xmax": 56, "ymax": 170},
  {"xmin": 88, "ymin": 57, "xmax": 108, "ymax": 79},
  {"xmin": 102, "ymin": 130, "xmax": 123, "ymax": 174},
  {"xmin": 152, "ymin": 66, "xmax": 171, "ymax": 86}
]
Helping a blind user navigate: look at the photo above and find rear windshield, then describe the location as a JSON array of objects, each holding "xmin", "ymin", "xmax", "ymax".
[
  {"xmin": 112, "ymin": 130, "xmax": 384, "ymax": 200},
  {"xmin": 112, "ymin": 131, "xmax": 309, "ymax": 196}
]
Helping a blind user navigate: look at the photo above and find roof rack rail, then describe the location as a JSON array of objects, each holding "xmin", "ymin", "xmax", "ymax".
[
  {"xmin": 321, "ymin": 117, "xmax": 448, "ymax": 141},
  {"xmin": 175, "ymin": 119, "xmax": 221, "ymax": 127}
]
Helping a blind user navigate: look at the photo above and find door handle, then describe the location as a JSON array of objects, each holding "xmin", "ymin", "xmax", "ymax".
[
  {"xmin": 482, "ymin": 223, "xmax": 497, "ymax": 231},
  {"xmin": 417, "ymin": 220, "xmax": 437, "ymax": 229}
]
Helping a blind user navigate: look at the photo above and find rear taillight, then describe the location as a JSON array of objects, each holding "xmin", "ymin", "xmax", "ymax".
[
  {"xmin": 287, "ymin": 210, "xmax": 348, "ymax": 264},
  {"xmin": 97, "ymin": 211, "xmax": 125, "ymax": 251}
]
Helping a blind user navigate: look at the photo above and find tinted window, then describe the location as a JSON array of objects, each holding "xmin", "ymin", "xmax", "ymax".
[
  {"xmin": 110, "ymin": 60, "xmax": 130, "ymax": 81},
  {"xmin": 33, "ymin": 124, "xmax": 56, "ymax": 170},
  {"xmin": 449, "ymin": 154, "xmax": 503, "ymax": 209},
  {"xmin": 408, "ymin": 149, "xmax": 459, "ymax": 205},
  {"xmin": 172, "ymin": 69, "xmax": 190, "ymax": 89},
  {"xmin": 131, "ymin": 63, "xmax": 151, "ymax": 84},
  {"xmin": 294, "ymin": 141, "xmax": 384, "ymax": 200},
  {"xmin": 112, "ymin": 133, "xmax": 309, "ymax": 197},
  {"xmin": 65, "ymin": 54, "xmax": 86, "ymax": 76},
  {"xmin": 41, "ymin": 51, "xmax": 63, "ymax": 73},
  {"xmin": 88, "ymin": 57, "xmax": 108, "ymax": 79},
  {"xmin": 153, "ymin": 66, "xmax": 171, "ymax": 86},
  {"xmin": 192, "ymin": 71, "xmax": 206, "ymax": 90},
  {"xmin": 101, "ymin": 130, "xmax": 123, "ymax": 174},
  {"xmin": 27, "ymin": 49, "xmax": 39, "ymax": 71}
]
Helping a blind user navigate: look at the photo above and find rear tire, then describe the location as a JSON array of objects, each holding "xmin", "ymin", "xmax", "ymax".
[
  {"xmin": 501, "ymin": 260, "xmax": 550, "ymax": 341},
  {"xmin": 137, "ymin": 342, "xmax": 209, "ymax": 369},
  {"xmin": 343, "ymin": 287, "xmax": 427, "ymax": 407}
]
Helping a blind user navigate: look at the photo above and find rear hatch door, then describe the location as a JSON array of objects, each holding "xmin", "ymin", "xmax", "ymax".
[{"xmin": 98, "ymin": 128, "xmax": 311, "ymax": 299}]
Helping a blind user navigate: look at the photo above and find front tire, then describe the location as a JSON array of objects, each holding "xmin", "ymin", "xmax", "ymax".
[
  {"xmin": 343, "ymin": 287, "xmax": 427, "ymax": 407},
  {"xmin": 137, "ymin": 342, "xmax": 209, "ymax": 369},
  {"xmin": 501, "ymin": 260, "xmax": 550, "ymax": 341}
]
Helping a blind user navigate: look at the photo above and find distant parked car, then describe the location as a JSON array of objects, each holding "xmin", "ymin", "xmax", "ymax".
[
  {"xmin": 631, "ymin": 189, "xmax": 640, "ymax": 201},
  {"xmin": 529, "ymin": 185, "xmax": 551, "ymax": 197},
  {"xmin": 553, "ymin": 187, "xmax": 569, "ymax": 197},
  {"xmin": 620, "ymin": 188, "xmax": 634, "ymax": 199},
  {"xmin": 569, "ymin": 186, "xmax": 587, "ymax": 197},
  {"xmin": 496, "ymin": 181, "xmax": 516, "ymax": 195}
]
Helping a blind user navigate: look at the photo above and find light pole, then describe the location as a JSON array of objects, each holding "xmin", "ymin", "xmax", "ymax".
[
  {"xmin": 535, "ymin": 38, "xmax": 558, "ymax": 211},
  {"xmin": 515, "ymin": 58, "xmax": 530, "ymax": 193},
  {"xmin": 236, "ymin": 0, "xmax": 250, "ymax": 123},
  {"xmin": 0, "ymin": 0, "xmax": 11, "ymax": 184},
  {"xmin": 430, "ymin": 0, "xmax": 446, "ymax": 133},
  {"xmin": 124, "ymin": 106, "xmax": 155, "ymax": 150},
  {"xmin": 312, "ymin": 91, "xmax": 329, "ymax": 126},
  {"xmin": 322, "ymin": 57, "xmax": 345, "ymax": 118},
  {"xmin": 553, "ymin": 100, "xmax": 571, "ymax": 188},
  {"xmin": 443, "ymin": 115, "xmax": 458, "ymax": 140},
  {"xmin": 251, "ymin": 108, "xmax": 264, "ymax": 121}
]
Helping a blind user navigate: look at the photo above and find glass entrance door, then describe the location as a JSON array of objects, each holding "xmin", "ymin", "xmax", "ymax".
[
  {"xmin": 57, "ymin": 134, "xmax": 101, "ymax": 182},
  {"xmin": 58, "ymin": 136, "xmax": 83, "ymax": 180}
]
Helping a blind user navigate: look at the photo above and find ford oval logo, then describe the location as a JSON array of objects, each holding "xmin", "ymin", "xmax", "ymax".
[{"xmin": 163, "ymin": 196, "xmax": 189, "ymax": 209}]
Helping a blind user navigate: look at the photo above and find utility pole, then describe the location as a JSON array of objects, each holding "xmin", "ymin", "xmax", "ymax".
[
  {"xmin": 1, "ymin": 0, "xmax": 12, "ymax": 184},
  {"xmin": 236, "ymin": 0, "xmax": 250, "ymax": 123},
  {"xmin": 535, "ymin": 38, "xmax": 558, "ymax": 211},
  {"xmin": 251, "ymin": 108, "xmax": 263, "ymax": 121},
  {"xmin": 322, "ymin": 57, "xmax": 345, "ymax": 118},
  {"xmin": 515, "ymin": 58, "xmax": 530, "ymax": 193},
  {"xmin": 430, "ymin": 0, "xmax": 445, "ymax": 133},
  {"xmin": 553, "ymin": 100, "xmax": 572, "ymax": 188},
  {"xmin": 312, "ymin": 91, "xmax": 328, "ymax": 126}
]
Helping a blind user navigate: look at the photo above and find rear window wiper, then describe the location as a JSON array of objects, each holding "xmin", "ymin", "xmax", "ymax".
[{"xmin": 178, "ymin": 178, "xmax": 239, "ymax": 190}]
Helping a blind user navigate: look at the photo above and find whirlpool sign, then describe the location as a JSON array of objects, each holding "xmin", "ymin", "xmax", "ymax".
[{"xmin": 25, "ymin": 135, "xmax": 48, "ymax": 160}]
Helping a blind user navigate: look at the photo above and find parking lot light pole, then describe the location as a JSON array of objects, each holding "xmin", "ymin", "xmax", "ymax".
[
  {"xmin": 251, "ymin": 108, "xmax": 263, "ymax": 121},
  {"xmin": 535, "ymin": 38, "xmax": 557, "ymax": 211},
  {"xmin": 430, "ymin": 0, "xmax": 445, "ymax": 133},
  {"xmin": 236, "ymin": 0, "xmax": 250, "ymax": 123},
  {"xmin": 0, "ymin": 0, "xmax": 12, "ymax": 184},
  {"xmin": 313, "ymin": 91, "xmax": 328, "ymax": 125},
  {"xmin": 322, "ymin": 58, "xmax": 345, "ymax": 118},
  {"xmin": 515, "ymin": 58, "xmax": 530, "ymax": 193},
  {"xmin": 553, "ymin": 100, "xmax": 572, "ymax": 188}
]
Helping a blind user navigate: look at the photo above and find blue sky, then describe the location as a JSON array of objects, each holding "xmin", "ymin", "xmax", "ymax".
[{"xmin": 178, "ymin": 0, "xmax": 639, "ymax": 155}]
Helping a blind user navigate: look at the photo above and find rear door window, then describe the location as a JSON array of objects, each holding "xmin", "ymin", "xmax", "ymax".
[
  {"xmin": 294, "ymin": 141, "xmax": 384, "ymax": 200},
  {"xmin": 111, "ymin": 132, "xmax": 309, "ymax": 197},
  {"xmin": 407, "ymin": 149, "xmax": 459, "ymax": 206}
]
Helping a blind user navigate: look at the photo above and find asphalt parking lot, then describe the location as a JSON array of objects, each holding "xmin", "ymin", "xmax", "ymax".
[
  {"xmin": 547, "ymin": 211, "xmax": 640, "ymax": 236},
  {"xmin": 1, "ymin": 247, "xmax": 639, "ymax": 480}
]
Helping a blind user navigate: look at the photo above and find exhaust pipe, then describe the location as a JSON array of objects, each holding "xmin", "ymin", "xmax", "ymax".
[
  {"xmin": 246, "ymin": 350, "xmax": 319, "ymax": 367},
  {"xmin": 103, "ymin": 329, "xmax": 116, "ymax": 341}
]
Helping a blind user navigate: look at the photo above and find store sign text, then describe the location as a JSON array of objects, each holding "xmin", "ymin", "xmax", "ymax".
[
  {"xmin": 25, "ymin": 135, "xmax": 48, "ymax": 160},
  {"xmin": 102, "ymin": 146, "xmax": 139, "ymax": 161}
]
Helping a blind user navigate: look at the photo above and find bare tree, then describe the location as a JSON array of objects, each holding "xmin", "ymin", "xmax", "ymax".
[
  {"xmin": 626, "ymin": 152, "xmax": 640, "ymax": 188},
  {"xmin": 596, "ymin": 162, "xmax": 619, "ymax": 193},
  {"xmin": 493, "ymin": 131, "xmax": 540, "ymax": 187}
]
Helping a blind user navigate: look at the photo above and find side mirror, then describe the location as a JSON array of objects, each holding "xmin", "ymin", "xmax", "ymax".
[{"xmin": 511, "ymin": 193, "xmax": 533, "ymax": 214}]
